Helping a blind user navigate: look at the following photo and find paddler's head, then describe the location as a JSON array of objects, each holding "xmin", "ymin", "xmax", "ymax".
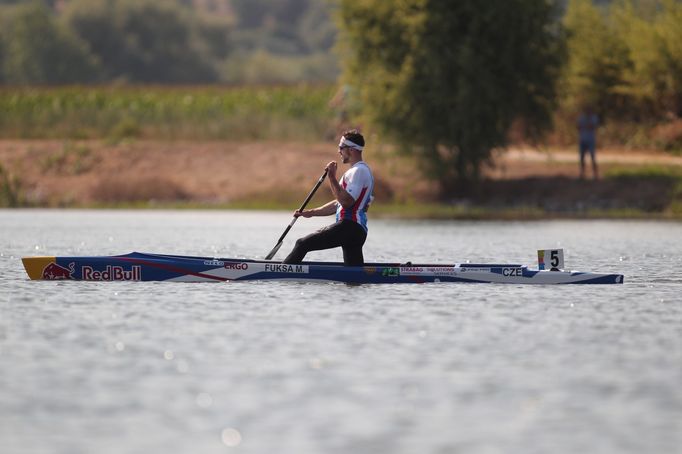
[{"xmin": 338, "ymin": 129, "xmax": 364, "ymax": 164}]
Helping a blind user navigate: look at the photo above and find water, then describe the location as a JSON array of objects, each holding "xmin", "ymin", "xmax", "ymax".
[{"xmin": 1, "ymin": 210, "xmax": 681, "ymax": 454}]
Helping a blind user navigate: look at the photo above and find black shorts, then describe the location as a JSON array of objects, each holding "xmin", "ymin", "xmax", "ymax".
[{"xmin": 283, "ymin": 220, "xmax": 367, "ymax": 266}]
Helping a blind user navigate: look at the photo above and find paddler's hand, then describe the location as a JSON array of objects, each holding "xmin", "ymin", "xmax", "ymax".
[{"xmin": 326, "ymin": 161, "xmax": 338, "ymax": 180}]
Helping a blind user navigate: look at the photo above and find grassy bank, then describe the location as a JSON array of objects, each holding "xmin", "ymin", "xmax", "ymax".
[
  {"xmin": 6, "ymin": 170, "xmax": 679, "ymax": 220},
  {"xmin": 1, "ymin": 86, "xmax": 680, "ymax": 220},
  {"xmin": 1, "ymin": 138, "xmax": 680, "ymax": 218},
  {"xmin": 0, "ymin": 163, "xmax": 23, "ymax": 207},
  {"xmin": 0, "ymin": 85, "xmax": 336, "ymax": 141}
]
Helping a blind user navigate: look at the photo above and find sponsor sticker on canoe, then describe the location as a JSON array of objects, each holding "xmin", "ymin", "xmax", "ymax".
[
  {"xmin": 401, "ymin": 266, "xmax": 424, "ymax": 274},
  {"xmin": 204, "ymin": 260, "xmax": 224, "ymax": 266},
  {"xmin": 381, "ymin": 267, "xmax": 400, "ymax": 277},
  {"xmin": 364, "ymin": 266, "xmax": 377, "ymax": 275},
  {"xmin": 400, "ymin": 266, "xmax": 458, "ymax": 276},
  {"xmin": 264, "ymin": 263, "xmax": 308, "ymax": 273},
  {"xmin": 224, "ymin": 262, "xmax": 249, "ymax": 270},
  {"xmin": 42, "ymin": 262, "xmax": 75, "ymax": 280},
  {"xmin": 82, "ymin": 265, "xmax": 142, "ymax": 281},
  {"xmin": 458, "ymin": 267, "xmax": 491, "ymax": 273}
]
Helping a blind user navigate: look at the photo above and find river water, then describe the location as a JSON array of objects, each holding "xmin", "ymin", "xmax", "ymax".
[{"xmin": 1, "ymin": 210, "xmax": 680, "ymax": 454}]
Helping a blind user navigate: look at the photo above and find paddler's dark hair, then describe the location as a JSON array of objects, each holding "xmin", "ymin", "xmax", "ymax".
[{"xmin": 342, "ymin": 129, "xmax": 364, "ymax": 148}]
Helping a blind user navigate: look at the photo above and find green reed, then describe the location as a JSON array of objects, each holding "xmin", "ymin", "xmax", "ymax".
[
  {"xmin": 0, "ymin": 163, "xmax": 24, "ymax": 207},
  {"xmin": 0, "ymin": 85, "xmax": 337, "ymax": 140}
]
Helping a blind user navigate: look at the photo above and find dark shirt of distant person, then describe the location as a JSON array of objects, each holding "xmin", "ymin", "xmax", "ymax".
[{"xmin": 577, "ymin": 107, "xmax": 599, "ymax": 180}]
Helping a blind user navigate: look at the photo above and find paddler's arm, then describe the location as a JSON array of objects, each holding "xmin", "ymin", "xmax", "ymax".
[
  {"xmin": 326, "ymin": 161, "xmax": 355, "ymax": 209},
  {"xmin": 293, "ymin": 161, "xmax": 355, "ymax": 218},
  {"xmin": 295, "ymin": 200, "xmax": 338, "ymax": 218}
]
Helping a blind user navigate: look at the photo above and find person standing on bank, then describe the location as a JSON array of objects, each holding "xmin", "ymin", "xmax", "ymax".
[
  {"xmin": 283, "ymin": 130, "xmax": 374, "ymax": 266},
  {"xmin": 578, "ymin": 106, "xmax": 600, "ymax": 180}
]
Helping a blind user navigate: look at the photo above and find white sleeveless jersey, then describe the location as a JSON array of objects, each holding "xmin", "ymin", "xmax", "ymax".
[{"xmin": 336, "ymin": 161, "xmax": 374, "ymax": 231}]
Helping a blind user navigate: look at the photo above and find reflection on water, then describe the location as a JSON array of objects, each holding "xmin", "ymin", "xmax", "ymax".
[{"xmin": 1, "ymin": 210, "xmax": 681, "ymax": 454}]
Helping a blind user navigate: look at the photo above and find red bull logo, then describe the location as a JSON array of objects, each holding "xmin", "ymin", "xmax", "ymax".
[
  {"xmin": 42, "ymin": 262, "xmax": 75, "ymax": 280},
  {"xmin": 82, "ymin": 265, "xmax": 142, "ymax": 281}
]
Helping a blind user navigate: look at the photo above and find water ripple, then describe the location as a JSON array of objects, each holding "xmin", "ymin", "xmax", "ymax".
[{"xmin": 1, "ymin": 211, "xmax": 681, "ymax": 454}]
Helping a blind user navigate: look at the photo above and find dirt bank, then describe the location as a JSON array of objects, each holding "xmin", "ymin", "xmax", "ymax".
[{"xmin": 1, "ymin": 139, "xmax": 680, "ymax": 214}]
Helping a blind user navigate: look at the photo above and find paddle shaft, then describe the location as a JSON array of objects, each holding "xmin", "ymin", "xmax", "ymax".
[{"xmin": 265, "ymin": 169, "xmax": 328, "ymax": 260}]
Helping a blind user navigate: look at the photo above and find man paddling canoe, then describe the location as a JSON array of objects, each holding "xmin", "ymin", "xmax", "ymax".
[{"xmin": 283, "ymin": 129, "xmax": 374, "ymax": 266}]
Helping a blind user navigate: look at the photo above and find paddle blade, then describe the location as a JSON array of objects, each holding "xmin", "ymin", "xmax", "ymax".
[{"xmin": 265, "ymin": 241, "xmax": 283, "ymax": 260}]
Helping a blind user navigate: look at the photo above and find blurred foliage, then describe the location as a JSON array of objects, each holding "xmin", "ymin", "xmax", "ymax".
[
  {"xmin": 0, "ymin": 162, "xmax": 24, "ymax": 207},
  {"xmin": 0, "ymin": 0, "xmax": 681, "ymax": 161},
  {"xmin": 229, "ymin": 0, "xmax": 336, "ymax": 53},
  {"xmin": 556, "ymin": 0, "xmax": 682, "ymax": 149},
  {"xmin": 562, "ymin": 0, "xmax": 682, "ymax": 122},
  {"xmin": 561, "ymin": 0, "xmax": 631, "ymax": 115},
  {"xmin": 0, "ymin": 3, "xmax": 100, "ymax": 83},
  {"xmin": 61, "ymin": 0, "xmax": 226, "ymax": 83},
  {"xmin": 605, "ymin": 164, "xmax": 682, "ymax": 215},
  {"xmin": 0, "ymin": 0, "xmax": 337, "ymax": 84},
  {"xmin": 0, "ymin": 85, "xmax": 337, "ymax": 140},
  {"xmin": 40, "ymin": 141, "xmax": 96, "ymax": 175},
  {"xmin": 223, "ymin": 50, "xmax": 338, "ymax": 85},
  {"xmin": 224, "ymin": 0, "xmax": 338, "ymax": 82},
  {"xmin": 338, "ymin": 0, "xmax": 564, "ymax": 193},
  {"xmin": 562, "ymin": 0, "xmax": 682, "ymax": 118},
  {"xmin": 612, "ymin": 0, "xmax": 682, "ymax": 118}
]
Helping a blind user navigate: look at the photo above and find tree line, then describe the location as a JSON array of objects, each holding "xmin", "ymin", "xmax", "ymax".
[
  {"xmin": 1, "ymin": 0, "xmax": 681, "ymax": 193},
  {"xmin": 0, "ymin": 0, "xmax": 337, "ymax": 84},
  {"xmin": 562, "ymin": 0, "xmax": 682, "ymax": 120},
  {"xmin": 2, "ymin": 0, "xmax": 679, "ymax": 117},
  {"xmin": 338, "ymin": 0, "xmax": 682, "ymax": 191}
]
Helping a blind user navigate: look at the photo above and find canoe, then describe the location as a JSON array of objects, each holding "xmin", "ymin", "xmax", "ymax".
[{"xmin": 21, "ymin": 252, "xmax": 624, "ymax": 284}]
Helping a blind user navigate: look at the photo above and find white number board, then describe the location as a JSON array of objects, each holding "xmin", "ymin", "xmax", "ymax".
[{"xmin": 538, "ymin": 249, "xmax": 564, "ymax": 271}]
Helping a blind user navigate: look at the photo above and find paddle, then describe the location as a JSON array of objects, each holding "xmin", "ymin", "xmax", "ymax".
[{"xmin": 265, "ymin": 169, "xmax": 328, "ymax": 260}]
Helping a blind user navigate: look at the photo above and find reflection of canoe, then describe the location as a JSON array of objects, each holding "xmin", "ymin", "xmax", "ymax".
[{"xmin": 22, "ymin": 252, "xmax": 624, "ymax": 284}]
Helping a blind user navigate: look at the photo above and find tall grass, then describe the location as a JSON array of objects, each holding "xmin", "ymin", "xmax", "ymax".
[
  {"xmin": 605, "ymin": 165, "xmax": 682, "ymax": 215},
  {"xmin": 0, "ymin": 84, "xmax": 337, "ymax": 140},
  {"xmin": 0, "ymin": 163, "xmax": 24, "ymax": 207}
]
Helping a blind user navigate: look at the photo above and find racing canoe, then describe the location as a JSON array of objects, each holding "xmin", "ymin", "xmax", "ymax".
[{"xmin": 22, "ymin": 251, "xmax": 624, "ymax": 284}]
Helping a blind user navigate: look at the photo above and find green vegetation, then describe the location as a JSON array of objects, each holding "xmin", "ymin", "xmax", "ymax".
[
  {"xmin": 563, "ymin": 0, "xmax": 682, "ymax": 118},
  {"xmin": 0, "ymin": 3, "xmax": 100, "ymax": 84},
  {"xmin": 338, "ymin": 0, "xmax": 564, "ymax": 193},
  {"xmin": 0, "ymin": 85, "xmax": 336, "ymax": 140},
  {"xmin": 0, "ymin": 0, "xmax": 681, "ymax": 212},
  {"xmin": 555, "ymin": 0, "xmax": 682, "ymax": 151},
  {"xmin": 0, "ymin": 0, "xmax": 680, "ymax": 154},
  {"xmin": 61, "ymin": 0, "xmax": 226, "ymax": 83},
  {"xmin": 40, "ymin": 141, "xmax": 95, "ymax": 174},
  {"xmin": 604, "ymin": 165, "xmax": 682, "ymax": 216},
  {"xmin": 0, "ymin": 163, "xmax": 24, "ymax": 207},
  {"xmin": 0, "ymin": 0, "xmax": 337, "ymax": 84},
  {"xmin": 605, "ymin": 165, "xmax": 682, "ymax": 179}
]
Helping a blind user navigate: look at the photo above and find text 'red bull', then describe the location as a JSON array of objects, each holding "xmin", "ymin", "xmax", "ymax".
[{"xmin": 82, "ymin": 265, "xmax": 142, "ymax": 281}]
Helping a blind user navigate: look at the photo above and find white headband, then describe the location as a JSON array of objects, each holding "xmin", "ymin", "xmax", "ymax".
[{"xmin": 339, "ymin": 137, "xmax": 364, "ymax": 151}]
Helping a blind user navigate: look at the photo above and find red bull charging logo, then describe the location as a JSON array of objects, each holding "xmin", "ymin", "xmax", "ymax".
[{"xmin": 42, "ymin": 262, "xmax": 75, "ymax": 280}]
